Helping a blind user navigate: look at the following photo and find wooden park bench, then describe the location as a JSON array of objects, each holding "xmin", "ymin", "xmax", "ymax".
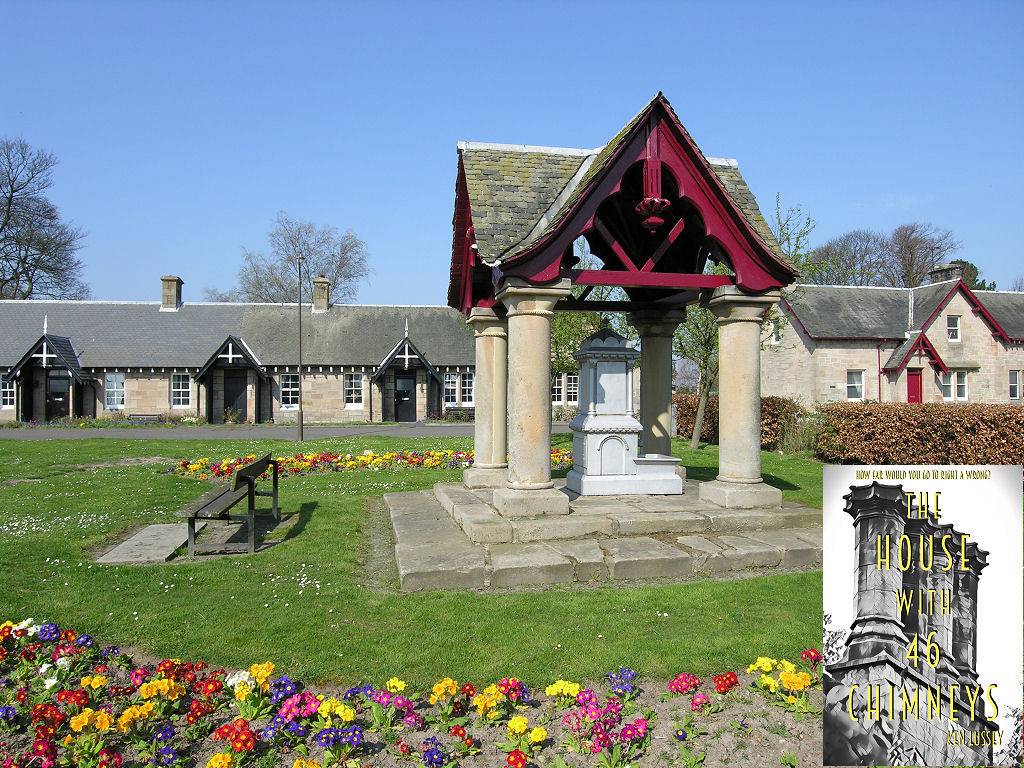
[
  {"xmin": 132, "ymin": 414, "xmax": 161, "ymax": 424},
  {"xmin": 175, "ymin": 452, "xmax": 279, "ymax": 557}
]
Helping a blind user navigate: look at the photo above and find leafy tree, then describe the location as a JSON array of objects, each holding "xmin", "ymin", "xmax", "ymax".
[
  {"xmin": 876, "ymin": 222, "xmax": 961, "ymax": 288},
  {"xmin": 205, "ymin": 212, "xmax": 370, "ymax": 303},
  {"xmin": 0, "ymin": 138, "xmax": 88, "ymax": 299},
  {"xmin": 673, "ymin": 296, "xmax": 719, "ymax": 449}
]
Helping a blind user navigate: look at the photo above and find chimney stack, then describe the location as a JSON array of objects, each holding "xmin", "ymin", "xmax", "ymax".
[
  {"xmin": 928, "ymin": 263, "xmax": 964, "ymax": 284},
  {"xmin": 312, "ymin": 275, "xmax": 330, "ymax": 313},
  {"xmin": 160, "ymin": 276, "xmax": 183, "ymax": 311}
]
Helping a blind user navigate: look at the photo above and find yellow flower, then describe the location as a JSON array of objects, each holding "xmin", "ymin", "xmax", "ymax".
[
  {"xmin": 787, "ymin": 695, "xmax": 796, "ymax": 704},
  {"xmin": 746, "ymin": 657, "xmax": 778, "ymax": 674},
  {"xmin": 778, "ymin": 659, "xmax": 796, "ymax": 675},
  {"xmin": 70, "ymin": 709, "xmax": 95, "ymax": 732},
  {"xmin": 508, "ymin": 716, "xmax": 528, "ymax": 736},
  {"xmin": 291, "ymin": 760, "xmax": 321, "ymax": 768},
  {"xmin": 94, "ymin": 711, "xmax": 113, "ymax": 732},
  {"xmin": 206, "ymin": 754, "xmax": 234, "ymax": 768},
  {"xmin": 235, "ymin": 681, "xmax": 252, "ymax": 701},
  {"xmin": 385, "ymin": 677, "xmax": 406, "ymax": 693},
  {"xmin": 779, "ymin": 671, "xmax": 811, "ymax": 692},
  {"xmin": 529, "ymin": 727, "xmax": 547, "ymax": 744},
  {"xmin": 249, "ymin": 661, "xmax": 275, "ymax": 686}
]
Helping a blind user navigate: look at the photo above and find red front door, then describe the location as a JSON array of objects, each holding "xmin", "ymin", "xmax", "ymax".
[{"xmin": 907, "ymin": 369, "xmax": 922, "ymax": 403}]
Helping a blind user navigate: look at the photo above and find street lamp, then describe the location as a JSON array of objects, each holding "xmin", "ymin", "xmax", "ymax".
[{"xmin": 297, "ymin": 255, "xmax": 306, "ymax": 442}]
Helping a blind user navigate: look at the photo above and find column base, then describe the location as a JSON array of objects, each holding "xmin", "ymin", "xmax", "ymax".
[
  {"xmin": 493, "ymin": 487, "xmax": 570, "ymax": 517},
  {"xmin": 699, "ymin": 479, "xmax": 782, "ymax": 509},
  {"xmin": 462, "ymin": 466, "xmax": 507, "ymax": 489}
]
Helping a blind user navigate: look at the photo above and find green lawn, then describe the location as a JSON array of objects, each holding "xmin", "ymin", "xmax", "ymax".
[{"xmin": 0, "ymin": 435, "xmax": 823, "ymax": 689}]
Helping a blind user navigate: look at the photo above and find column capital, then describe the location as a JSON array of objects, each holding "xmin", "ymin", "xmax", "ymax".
[
  {"xmin": 466, "ymin": 307, "xmax": 508, "ymax": 338},
  {"xmin": 628, "ymin": 309, "xmax": 686, "ymax": 337},
  {"xmin": 496, "ymin": 277, "xmax": 572, "ymax": 318},
  {"xmin": 706, "ymin": 286, "xmax": 780, "ymax": 324}
]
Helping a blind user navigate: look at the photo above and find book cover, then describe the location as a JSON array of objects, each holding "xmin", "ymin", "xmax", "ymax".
[{"xmin": 822, "ymin": 464, "xmax": 1023, "ymax": 766}]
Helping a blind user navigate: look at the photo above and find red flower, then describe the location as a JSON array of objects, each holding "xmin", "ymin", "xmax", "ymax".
[
  {"xmin": 460, "ymin": 684, "xmax": 475, "ymax": 696},
  {"xmin": 449, "ymin": 725, "xmax": 466, "ymax": 738},
  {"xmin": 507, "ymin": 749, "xmax": 527, "ymax": 768}
]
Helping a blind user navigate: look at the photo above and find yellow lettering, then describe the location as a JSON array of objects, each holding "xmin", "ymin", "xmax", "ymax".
[
  {"xmin": 866, "ymin": 685, "xmax": 880, "ymax": 721},
  {"xmin": 965, "ymin": 685, "xmax": 980, "ymax": 720},
  {"xmin": 878, "ymin": 535, "xmax": 890, "ymax": 570},
  {"xmin": 940, "ymin": 535, "xmax": 953, "ymax": 570},
  {"xmin": 949, "ymin": 685, "xmax": 959, "ymax": 721},
  {"xmin": 848, "ymin": 685, "xmax": 859, "ymax": 721},
  {"xmin": 960, "ymin": 535, "xmax": 969, "ymax": 570},
  {"xmin": 899, "ymin": 535, "xmax": 913, "ymax": 571},
  {"xmin": 919, "ymin": 534, "xmax": 933, "ymax": 570},
  {"xmin": 927, "ymin": 685, "xmax": 942, "ymax": 719},
  {"xmin": 902, "ymin": 685, "xmax": 919, "ymax": 720},
  {"xmin": 934, "ymin": 491, "xmax": 941, "ymax": 517},
  {"xmin": 986, "ymin": 685, "xmax": 999, "ymax": 722}
]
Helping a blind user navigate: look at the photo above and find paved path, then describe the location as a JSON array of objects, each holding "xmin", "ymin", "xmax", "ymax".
[{"xmin": 0, "ymin": 423, "xmax": 573, "ymax": 441}]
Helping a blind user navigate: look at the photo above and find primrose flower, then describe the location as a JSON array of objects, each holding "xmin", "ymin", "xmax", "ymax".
[
  {"xmin": 779, "ymin": 671, "xmax": 811, "ymax": 692},
  {"xmin": 674, "ymin": 727, "xmax": 687, "ymax": 741},
  {"xmin": 385, "ymin": 677, "xmax": 406, "ymax": 693},
  {"xmin": 746, "ymin": 656, "xmax": 777, "ymax": 674},
  {"xmin": 206, "ymin": 755, "xmax": 233, "ymax": 768},
  {"xmin": 508, "ymin": 715, "xmax": 528, "ymax": 736},
  {"xmin": 691, "ymin": 692, "xmax": 711, "ymax": 712},
  {"xmin": 529, "ymin": 726, "xmax": 547, "ymax": 744}
]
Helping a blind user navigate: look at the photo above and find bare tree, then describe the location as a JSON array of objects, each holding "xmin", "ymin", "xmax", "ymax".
[
  {"xmin": 877, "ymin": 222, "xmax": 961, "ymax": 288},
  {"xmin": 803, "ymin": 229, "xmax": 886, "ymax": 286},
  {"xmin": 1010, "ymin": 275, "xmax": 1024, "ymax": 292},
  {"xmin": 673, "ymin": 301, "xmax": 718, "ymax": 449},
  {"xmin": 770, "ymin": 193, "xmax": 816, "ymax": 271},
  {"xmin": 0, "ymin": 138, "xmax": 88, "ymax": 299},
  {"xmin": 209, "ymin": 212, "xmax": 371, "ymax": 303}
]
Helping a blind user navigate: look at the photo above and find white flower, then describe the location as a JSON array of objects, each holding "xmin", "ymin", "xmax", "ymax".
[
  {"xmin": 225, "ymin": 670, "xmax": 255, "ymax": 688},
  {"xmin": 38, "ymin": 663, "xmax": 52, "ymax": 676},
  {"xmin": 43, "ymin": 677, "xmax": 59, "ymax": 690},
  {"xmin": 55, "ymin": 657, "xmax": 71, "ymax": 670}
]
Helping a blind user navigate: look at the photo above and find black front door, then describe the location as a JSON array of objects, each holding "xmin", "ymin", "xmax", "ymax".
[
  {"xmin": 395, "ymin": 376, "xmax": 416, "ymax": 422},
  {"xmin": 46, "ymin": 374, "xmax": 70, "ymax": 422},
  {"xmin": 223, "ymin": 370, "xmax": 247, "ymax": 422}
]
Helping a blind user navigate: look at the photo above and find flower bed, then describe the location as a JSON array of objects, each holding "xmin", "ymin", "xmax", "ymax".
[
  {"xmin": 0, "ymin": 619, "xmax": 822, "ymax": 768},
  {"xmin": 169, "ymin": 450, "xmax": 574, "ymax": 481}
]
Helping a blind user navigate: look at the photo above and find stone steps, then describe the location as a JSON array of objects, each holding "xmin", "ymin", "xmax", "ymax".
[{"xmin": 385, "ymin": 489, "xmax": 822, "ymax": 591}]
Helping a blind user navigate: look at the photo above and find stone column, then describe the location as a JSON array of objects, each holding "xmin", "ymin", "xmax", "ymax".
[
  {"xmin": 843, "ymin": 482, "xmax": 911, "ymax": 662},
  {"xmin": 492, "ymin": 277, "xmax": 572, "ymax": 517},
  {"xmin": 463, "ymin": 307, "xmax": 509, "ymax": 489},
  {"xmin": 698, "ymin": 286, "xmax": 782, "ymax": 508},
  {"xmin": 628, "ymin": 310, "xmax": 685, "ymax": 458}
]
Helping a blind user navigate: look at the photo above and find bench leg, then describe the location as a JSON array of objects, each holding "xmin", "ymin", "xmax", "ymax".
[
  {"xmin": 187, "ymin": 517, "xmax": 196, "ymax": 558},
  {"xmin": 248, "ymin": 508, "xmax": 256, "ymax": 555}
]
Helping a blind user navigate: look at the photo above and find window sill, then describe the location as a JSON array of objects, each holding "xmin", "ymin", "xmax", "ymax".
[{"xmin": 344, "ymin": 403, "xmax": 364, "ymax": 410}]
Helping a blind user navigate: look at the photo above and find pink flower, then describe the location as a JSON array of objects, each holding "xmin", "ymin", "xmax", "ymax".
[{"xmin": 691, "ymin": 693, "xmax": 710, "ymax": 712}]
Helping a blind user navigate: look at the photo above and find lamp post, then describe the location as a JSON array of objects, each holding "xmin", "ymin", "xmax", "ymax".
[{"xmin": 297, "ymin": 255, "xmax": 306, "ymax": 442}]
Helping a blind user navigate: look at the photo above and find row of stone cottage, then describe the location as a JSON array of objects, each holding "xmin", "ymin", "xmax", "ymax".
[
  {"xmin": 0, "ymin": 276, "xmax": 482, "ymax": 424},
  {"xmin": 4, "ymin": 270, "xmax": 1024, "ymax": 425}
]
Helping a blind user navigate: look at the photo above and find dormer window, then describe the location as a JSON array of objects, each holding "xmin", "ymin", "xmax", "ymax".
[{"xmin": 947, "ymin": 315, "xmax": 961, "ymax": 342}]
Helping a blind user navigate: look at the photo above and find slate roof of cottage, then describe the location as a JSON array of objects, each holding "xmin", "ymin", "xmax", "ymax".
[
  {"xmin": 0, "ymin": 302, "xmax": 475, "ymax": 372},
  {"xmin": 785, "ymin": 280, "xmax": 1024, "ymax": 342},
  {"xmin": 458, "ymin": 95, "xmax": 784, "ymax": 266},
  {"xmin": 883, "ymin": 331, "xmax": 922, "ymax": 369}
]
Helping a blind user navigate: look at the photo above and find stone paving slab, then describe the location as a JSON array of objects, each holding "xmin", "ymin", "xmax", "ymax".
[
  {"xmin": 716, "ymin": 534, "xmax": 784, "ymax": 568},
  {"xmin": 98, "ymin": 522, "xmax": 206, "ymax": 564},
  {"xmin": 548, "ymin": 540, "xmax": 609, "ymax": 582},
  {"xmin": 600, "ymin": 537, "xmax": 693, "ymax": 580},
  {"xmin": 743, "ymin": 529, "xmax": 822, "ymax": 566},
  {"xmin": 487, "ymin": 543, "xmax": 574, "ymax": 587},
  {"xmin": 675, "ymin": 534, "xmax": 730, "ymax": 573},
  {"xmin": 512, "ymin": 513, "xmax": 615, "ymax": 542},
  {"xmin": 396, "ymin": 541, "xmax": 487, "ymax": 591},
  {"xmin": 611, "ymin": 510, "xmax": 707, "ymax": 535}
]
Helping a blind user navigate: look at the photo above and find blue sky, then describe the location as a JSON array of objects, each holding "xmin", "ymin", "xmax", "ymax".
[{"xmin": 4, "ymin": 0, "xmax": 1022, "ymax": 304}]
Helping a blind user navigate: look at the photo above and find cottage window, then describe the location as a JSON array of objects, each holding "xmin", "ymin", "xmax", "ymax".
[
  {"xmin": 344, "ymin": 373, "xmax": 363, "ymax": 407},
  {"xmin": 443, "ymin": 373, "xmax": 458, "ymax": 407},
  {"xmin": 947, "ymin": 315, "xmax": 961, "ymax": 342},
  {"xmin": 104, "ymin": 373, "xmax": 125, "ymax": 409},
  {"xmin": 846, "ymin": 370, "xmax": 864, "ymax": 401},
  {"xmin": 1, "ymin": 379, "xmax": 14, "ymax": 408},
  {"xmin": 1010, "ymin": 370, "xmax": 1020, "ymax": 400},
  {"xmin": 566, "ymin": 374, "xmax": 579, "ymax": 405},
  {"xmin": 280, "ymin": 373, "xmax": 299, "ymax": 408},
  {"xmin": 460, "ymin": 373, "xmax": 474, "ymax": 406},
  {"xmin": 551, "ymin": 375, "xmax": 563, "ymax": 404},
  {"xmin": 170, "ymin": 373, "xmax": 191, "ymax": 408},
  {"xmin": 940, "ymin": 371, "xmax": 968, "ymax": 402}
]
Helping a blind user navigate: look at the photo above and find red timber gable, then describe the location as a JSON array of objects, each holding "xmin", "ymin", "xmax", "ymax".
[
  {"xmin": 449, "ymin": 93, "xmax": 796, "ymax": 314},
  {"xmin": 918, "ymin": 280, "xmax": 1010, "ymax": 344},
  {"xmin": 883, "ymin": 332, "xmax": 948, "ymax": 375}
]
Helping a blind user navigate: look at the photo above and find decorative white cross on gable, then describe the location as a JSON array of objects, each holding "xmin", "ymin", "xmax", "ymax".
[
  {"xmin": 218, "ymin": 341, "xmax": 245, "ymax": 364},
  {"xmin": 32, "ymin": 340, "xmax": 58, "ymax": 368},
  {"xmin": 396, "ymin": 341, "xmax": 418, "ymax": 369}
]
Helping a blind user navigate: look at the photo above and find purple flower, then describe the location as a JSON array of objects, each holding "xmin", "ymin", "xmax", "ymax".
[
  {"xmin": 75, "ymin": 635, "xmax": 93, "ymax": 648},
  {"xmin": 38, "ymin": 623, "xmax": 59, "ymax": 642},
  {"xmin": 269, "ymin": 675, "xmax": 297, "ymax": 704},
  {"xmin": 151, "ymin": 724, "xmax": 175, "ymax": 742},
  {"xmin": 316, "ymin": 727, "xmax": 344, "ymax": 748}
]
